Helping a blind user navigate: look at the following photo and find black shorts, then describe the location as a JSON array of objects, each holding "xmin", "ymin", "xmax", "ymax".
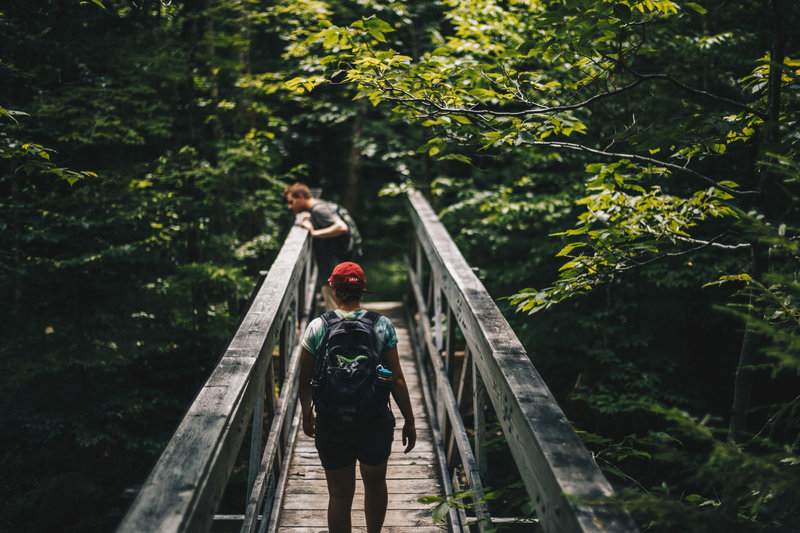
[{"xmin": 314, "ymin": 409, "xmax": 395, "ymax": 470}]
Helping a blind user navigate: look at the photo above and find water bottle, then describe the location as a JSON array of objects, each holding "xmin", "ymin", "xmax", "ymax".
[{"xmin": 376, "ymin": 365, "xmax": 393, "ymax": 390}]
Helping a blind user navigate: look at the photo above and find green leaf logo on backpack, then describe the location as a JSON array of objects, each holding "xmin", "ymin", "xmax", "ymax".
[{"xmin": 311, "ymin": 311, "xmax": 389, "ymax": 426}]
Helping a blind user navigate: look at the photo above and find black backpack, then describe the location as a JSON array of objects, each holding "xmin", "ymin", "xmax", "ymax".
[
  {"xmin": 311, "ymin": 310, "xmax": 390, "ymax": 426},
  {"xmin": 333, "ymin": 203, "xmax": 363, "ymax": 259}
]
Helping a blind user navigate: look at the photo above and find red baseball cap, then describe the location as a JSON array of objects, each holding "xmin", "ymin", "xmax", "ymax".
[{"xmin": 328, "ymin": 262, "xmax": 374, "ymax": 293}]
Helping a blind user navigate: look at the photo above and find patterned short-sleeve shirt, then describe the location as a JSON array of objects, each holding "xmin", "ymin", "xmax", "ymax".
[{"xmin": 301, "ymin": 309, "xmax": 398, "ymax": 358}]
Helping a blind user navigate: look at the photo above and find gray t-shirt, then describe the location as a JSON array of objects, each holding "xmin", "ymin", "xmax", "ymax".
[{"xmin": 309, "ymin": 201, "xmax": 349, "ymax": 278}]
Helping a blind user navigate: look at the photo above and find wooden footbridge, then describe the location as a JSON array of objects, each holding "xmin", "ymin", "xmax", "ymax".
[{"xmin": 115, "ymin": 191, "xmax": 639, "ymax": 533}]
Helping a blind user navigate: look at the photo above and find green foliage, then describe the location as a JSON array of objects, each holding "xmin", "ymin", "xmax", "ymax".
[
  {"xmin": 433, "ymin": 173, "xmax": 579, "ymax": 293},
  {"xmin": 285, "ymin": 0, "xmax": 800, "ymax": 530},
  {"xmin": 576, "ymin": 403, "xmax": 800, "ymax": 532},
  {"xmin": 418, "ymin": 485, "xmax": 503, "ymax": 530},
  {"xmin": 0, "ymin": 1, "xmax": 292, "ymax": 531},
  {"xmin": 1, "ymin": 134, "xmax": 97, "ymax": 186},
  {"xmin": 708, "ymin": 258, "xmax": 800, "ymax": 376},
  {"xmin": 508, "ymin": 160, "xmax": 742, "ymax": 315}
]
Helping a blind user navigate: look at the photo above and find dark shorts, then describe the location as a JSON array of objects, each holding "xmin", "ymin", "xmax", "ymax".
[{"xmin": 315, "ymin": 409, "xmax": 395, "ymax": 470}]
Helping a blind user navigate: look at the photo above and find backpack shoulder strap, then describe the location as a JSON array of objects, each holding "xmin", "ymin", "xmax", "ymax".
[
  {"xmin": 358, "ymin": 311, "xmax": 381, "ymax": 328},
  {"xmin": 320, "ymin": 310, "xmax": 341, "ymax": 327},
  {"xmin": 315, "ymin": 311, "xmax": 342, "ymax": 373},
  {"xmin": 358, "ymin": 310, "xmax": 380, "ymax": 328},
  {"xmin": 357, "ymin": 311, "xmax": 383, "ymax": 364}
]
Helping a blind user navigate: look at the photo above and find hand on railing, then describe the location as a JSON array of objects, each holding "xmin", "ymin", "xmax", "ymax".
[{"xmin": 299, "ymin": 215, "xmax": 314, "ymax": 235}]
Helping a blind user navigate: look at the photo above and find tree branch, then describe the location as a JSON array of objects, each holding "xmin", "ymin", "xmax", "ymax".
[
  {"xmin": 366, "ymin": 71, "xmax": 762, "ymax": 197},
  {"xmin": 522, "ymin": 139, "xmax": 760, "ymax": 197},
  {"xmin": 379, "ymin": 77, "xmax": 648, "ymax": 117},
  {"xmin": 599, "ymin": 55, "xmax": 768, "ymax": 120}
]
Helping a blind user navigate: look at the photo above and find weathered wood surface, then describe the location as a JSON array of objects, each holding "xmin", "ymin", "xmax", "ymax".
[
  {"xmin": 406, "ymin": 190, "xmax": 639, "ymax": 533},
  {"xmin": 116, "ymin": 225, "xmax": 313, "ymax": 533},
  {"xmin": 405, "ymin": 265, "xmax": 491, "ymax": 530},
  {"xmin": 275, "ymin": 302, "xmax": 448, "ymax": 533}
]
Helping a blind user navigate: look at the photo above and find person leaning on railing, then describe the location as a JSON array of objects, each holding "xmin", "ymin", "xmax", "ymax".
[{"xmin": 284, "ymin": 182, "xmax": 351, "ymax": 312}]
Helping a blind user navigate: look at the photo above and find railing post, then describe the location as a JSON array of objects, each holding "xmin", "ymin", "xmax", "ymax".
[
  {"xmin": 445, "ymin": 306, "xmax": 456, "ymax": 380},
  {"xmin": 433, "ymin": 278, "xmax": 443, "ymax": 353},
  {"xmin": 290, "ymin": 291, "xmax": 299, "ymax": 445},
  {"xmin": 432, "ymin": 278, "xmax": 449, "ymax": 458},
  {"xmin": 415, "ymin": 238, "xmax": 426, "ymax": 365},
  {"xmin": 472, "ymin": 359, "xmax": 488, "ymax": 481},
  {"xmin": 450, "ymin": 346, "xmax": 471, "ymax": 472},
  {"xmin": 281, "ymin": 298, "xmax": 298, "ymax": 447},
  {"xmin": 415, "ymin": 238, "xmax": 423, "ymax": 294},
  {"xmin": 248, "ymin": 387, "xmax": 265, "ymax": 497}
]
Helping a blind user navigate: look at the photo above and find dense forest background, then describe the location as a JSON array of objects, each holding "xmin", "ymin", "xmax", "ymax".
[{"xmin": 1, "ymin": 1, "xmax": 799, "ymax": 532}]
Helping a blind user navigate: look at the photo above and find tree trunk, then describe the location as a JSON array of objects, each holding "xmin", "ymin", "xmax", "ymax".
[
  {"xmin": 723, "ymin": 4, "xmax": 792, "ymax": 519},
  {"xmin": 343, "ymin": 100, "xmax": 367, "ymax": 213},
  {"xmin": 728, "ymin": 0, "xmax": 790, "ymax": 447},
  {"xmin": 237, "ymin": 4, "xmax": 255, "ymax": 134},
  {"xmin": 727, "ymin": 247, "xmax": 765, "ymax": 446},
  {"xmin": 207, "ymin": 0, "xmax": 223, "ymax": 145}
]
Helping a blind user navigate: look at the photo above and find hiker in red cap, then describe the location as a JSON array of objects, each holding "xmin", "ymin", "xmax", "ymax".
[{"xmin": 298, "ymin": 261, "xmax": 416, "ymax": 533}]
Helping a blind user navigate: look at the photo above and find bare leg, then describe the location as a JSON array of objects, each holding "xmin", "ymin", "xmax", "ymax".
[
  {"xmin": 360, "ymin": 462, "xmax": 388, "ymax": 533},
  {"xmin": 325, "ymin": 463, "xmax": 356, "ymax": 533}
]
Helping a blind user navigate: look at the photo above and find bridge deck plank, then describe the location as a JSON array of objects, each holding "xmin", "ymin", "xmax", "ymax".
[{"xmin": 276, "ymin": 302, "xmax": 447, "ymax": 532}]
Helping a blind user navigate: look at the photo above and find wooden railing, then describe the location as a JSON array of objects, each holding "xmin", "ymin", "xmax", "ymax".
[
  {"xmin": 116, "ymin": 190, "xmax": 639, "ymax": 533},
  {"xmin": 116, "ymin": 220, "xmax": 316, "ymax": 533},
  {"xmin": 404, "ymin": 190, "xmax": 639, "ymax": 533}
]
